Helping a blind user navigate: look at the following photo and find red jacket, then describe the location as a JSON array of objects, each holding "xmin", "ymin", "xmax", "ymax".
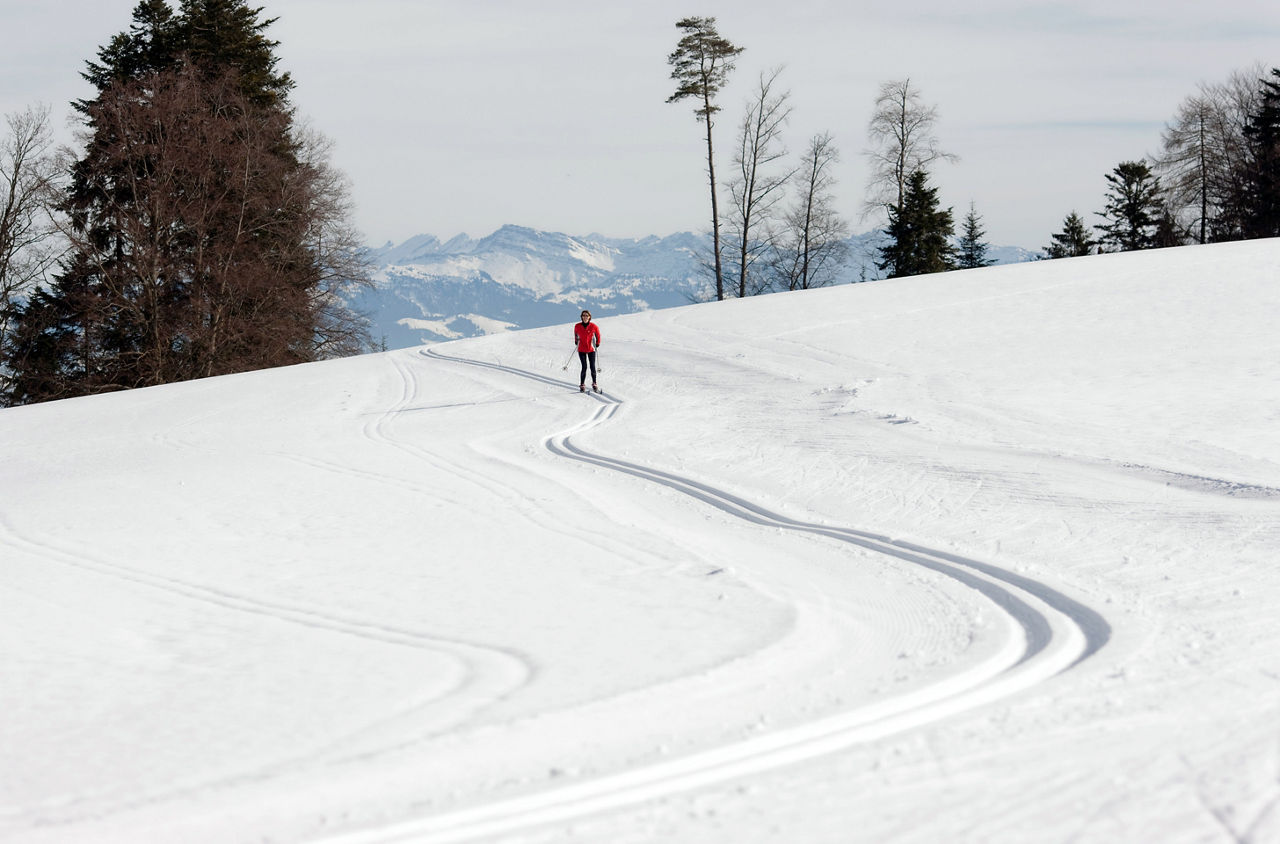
[{"xmin": 574, "ymin": 321, "xmax": 601, "ymax": 352}]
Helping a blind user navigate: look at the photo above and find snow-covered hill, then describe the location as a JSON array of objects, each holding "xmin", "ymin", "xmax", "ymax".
[
  {"xmin": 357, "ymin": 225, "xmax": 1039, "ymax": 349},
  {"xmin": 2, "ymin": 241, "xmax": 1278, "ymax": 843}
]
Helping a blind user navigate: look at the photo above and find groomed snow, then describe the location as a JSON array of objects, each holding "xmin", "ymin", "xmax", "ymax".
[{"xmin": 2, "ymin": 240, "xmax": 1278, "ymax": 843}]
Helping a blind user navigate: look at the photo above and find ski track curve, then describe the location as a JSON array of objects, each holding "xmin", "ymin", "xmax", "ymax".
[
  {"xmin": 311, "ymin": 346, "xmax": 1114, "ymax": 844},
  {"xmin": 0, "ymin": 352, "xmax": 537, "ymax": 830}
]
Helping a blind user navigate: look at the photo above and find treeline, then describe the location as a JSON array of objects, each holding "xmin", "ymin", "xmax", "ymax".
[
  {"xmin": 665, "ymin": 17, "xmax": 1280, "ymax": 298},
  {"xmin": 1047, "ymin": 64, "xmax": 1280, "ymax": 257},
  {"xmin": 0, "ymin": 0, "xmax": 371, "ymax": 408}
]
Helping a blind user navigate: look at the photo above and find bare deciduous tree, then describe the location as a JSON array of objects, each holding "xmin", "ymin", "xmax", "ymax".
[
  {"xmin": 772, "ymin": 132, "xmax": 849, "ymax": 291},
  {"xmin": 1159, "ymin": 94, "xmax": 1217, "ymax": 244},
  {"xmin": 863, "ymin": 78, "xmax": 957, "ymax": 223},
  {"xmin": 724, "ymin": 68, "xmax": 793, "ymax": 298},
  {"xmin": 1, "ymin": 105, "xmax": 64, "ymax": 350},
  {"xmin": 5, "ymin": 65, "xmax": 370, "ymax": 404},
  {"xmin": 1156, "ymin": 63, "xmax": 1266, "ymax": 243},
  {"xmin": 293, "ymin": 120, "xmax": 374, "ymax": 360}
]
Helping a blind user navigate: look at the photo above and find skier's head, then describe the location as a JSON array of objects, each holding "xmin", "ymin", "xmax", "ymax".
[{"xmin": 580, "ymin": 310, "xmax": 591, "ymax": 322}]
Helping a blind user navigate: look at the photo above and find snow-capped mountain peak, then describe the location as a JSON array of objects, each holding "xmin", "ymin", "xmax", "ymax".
[{"xmin": 356, "ymin": 225, "xmax": 1037, "ymax": 349}]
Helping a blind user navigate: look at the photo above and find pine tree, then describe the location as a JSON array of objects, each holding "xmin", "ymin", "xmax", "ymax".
[
  {"xmin": 1095, "ymin": 161, "xmax": 1165, "ymax": 252},
  {"xmin": 5, "ymin": 257, "xmax": 105, "ymax": 404},
  {"xmin": 80, "ymin": 0, "xmax": 291, "ymax": 106},
  {"xmin": 877, "ymin": 169, "xmax": 955, "ymax": 278},
  {"xmin": 5, "ymin": 1, "xmax": 367, "ymax": 404},
  {"xmin": 80, "ymin": 0, "xmax": 180, "ymax": 99},
  {"xmin": 1042, "ymin": 212, "xmax": 1095, "ymax": 258},
  {"xmin": 863, "ymin": 79, "xmax": 957, "ymax": 224},
  {"xmin": 177, "ymin": 0, "xmax": 293, "ymax": 106},
  {"xmin": 955, "ymin": 202, "xmax": 994, "ymax": 269},
  {"xmin": 667, "ymin": 16, "xmax": 743, "ymax": 301},
  {"xmin": 1241, "ymin": 68, "xmax": 1280, "ymax": 238}
]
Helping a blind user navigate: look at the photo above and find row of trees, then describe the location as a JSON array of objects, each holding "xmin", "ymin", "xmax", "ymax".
[
  {"xmin": 666, "ymin": 19, "xmax": 1280, "ymax": 291},
  {"xmin": 1045, "ymin": 64, "xmax": 1280, "ymax": 258},
  {"xmin": 0, "ymin": 0, "xmax": 371, "ymax": 407},
  {"xmin": 665, "ymin": 19, "xmax": 994, "ymax": 299}
]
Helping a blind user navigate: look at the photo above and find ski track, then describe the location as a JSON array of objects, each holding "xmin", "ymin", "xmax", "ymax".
[
  {"xmin": 0, "ymin": 511, "xmax": 532, "ymax": 824},
  {"xmin": 0, "ymin": 355, "xmax": 536, "ymax": 829},
  {"xmin": 312, "ymin": 347, "xmax": 1114, "ymax": 844}
]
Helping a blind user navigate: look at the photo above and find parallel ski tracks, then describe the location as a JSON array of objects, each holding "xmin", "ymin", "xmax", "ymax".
[{"xmin": 332, "ymin": 346, "xmax": 1115, "ymax": 844}]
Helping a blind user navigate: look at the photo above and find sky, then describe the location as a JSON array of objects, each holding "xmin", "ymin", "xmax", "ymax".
[{"xmin": 3, "ymin": 0, "xmax": 1279, "ymax": 249}]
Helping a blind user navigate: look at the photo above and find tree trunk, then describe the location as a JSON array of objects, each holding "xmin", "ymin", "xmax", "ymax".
[{"xmin": 704, "ymin": 100, "xmax": 724, "ymax": 301}]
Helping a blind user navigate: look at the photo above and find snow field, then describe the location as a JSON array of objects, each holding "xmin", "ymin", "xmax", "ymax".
[{"xmin": 2, "ymin": 239, "xmax": 1278, "ymax": 842}]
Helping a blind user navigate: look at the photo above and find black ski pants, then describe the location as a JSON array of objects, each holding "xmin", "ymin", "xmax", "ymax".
[{"xmin": 578, "ymin": 351, "xmax": 597, "ymax": 384}]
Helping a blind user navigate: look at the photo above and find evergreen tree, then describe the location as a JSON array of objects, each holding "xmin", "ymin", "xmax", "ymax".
[
  {"xmin": 177, "ymin": 0, "xmax": 293, "ymax": 105},
  {"xmin": 877, "ymin": 169, "xmax": 955, "ymax": 278},
  {"xmin": 80, "ymin": 0, "xmax": 290, "ymax": 107},
  {"xmin": 863, "ymin": 79, "xmax": 957, "ymax": 224},
  {"xmin": 1241, "ymin": 68, "xmax": 1280, "ymax": 238},
  {"xmin": 1042, "ymin": 211, "xmax": 1095, "ymax": 258},
  {"xmin": 79, "ymin": 0, "xmax": 180, "ymax": 99},
  {"xmin": 667, "ymin": 16, "xmax": 743, "ymax": 301},
  {"xmin": 1095, "ymin": 161, "xmax": 1165, "ymax": 251},
  {"xmin": 5, "ymin": 258, "xmax": 104, "ymax": 404},
  {"xmin": 5, "ymin": 1, "xmax": 368, "ymax": 405},
  {"xmin": 955, "ymin": 202, "xmax": 994, "ymax": 269}
]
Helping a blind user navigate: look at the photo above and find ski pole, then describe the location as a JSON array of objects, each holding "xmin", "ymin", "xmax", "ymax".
[{"xmin": 561, "ymin": 349, "xmax": 574, "ymax": 371}]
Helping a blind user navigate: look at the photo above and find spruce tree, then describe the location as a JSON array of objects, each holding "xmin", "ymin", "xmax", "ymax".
[
  {"xmin": 1043, "ymin": 212, "xmax": 1095, "ymax": 258},
  {"xmin": 1241, "ymin": 68, "xmax": 1280, "ymax": 238},
  {"xmin": 877, "ymin": 169, "xmax": 955, "ymax": 278},
  {"xmin": 1095, "ymin": 160, "xmax": 1165, "ymax": 252},
  {"xmin": 864, "ymin": 79, "xmax": 957, "ymax": 224},
  {"xmin": 955, "ymin": 202, "xmax": 994, "ymax": 269},
  {"xmin": 177, "ymin": 0, "xmax": 293, "ymax": 105},
  {"xmin": 5, "ymin": 1, "xmax": 367, "ymax": 404},
  {"xmin": 80, "ymin": 0, "xmax": 180, "ymax": 99}
]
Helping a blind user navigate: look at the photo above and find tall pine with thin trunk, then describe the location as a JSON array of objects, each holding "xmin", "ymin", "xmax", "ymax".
[{"xmin": 667, "ymin": 17, "xmax": 743, "ymax": 301}]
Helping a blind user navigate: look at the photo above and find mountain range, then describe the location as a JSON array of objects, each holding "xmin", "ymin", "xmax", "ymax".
[{"xmin": 355, "ymin": 224, "xmax": 1039, "ymax": 349}]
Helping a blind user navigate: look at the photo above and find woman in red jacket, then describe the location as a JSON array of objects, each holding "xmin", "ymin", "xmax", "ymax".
[{"xmin": 573, "ymin": 310, "xmax": 601, "ymax": 392}]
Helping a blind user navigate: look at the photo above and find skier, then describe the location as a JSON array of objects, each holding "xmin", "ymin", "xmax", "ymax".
[{"xmin": 573, "ymin": 310, "xmax": 601, "ymax": 392}]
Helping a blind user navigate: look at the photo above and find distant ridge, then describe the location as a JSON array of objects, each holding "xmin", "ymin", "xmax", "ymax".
[{"xmin": 355, "ymin": 225, "xmax": 1038, "ymax": 349}]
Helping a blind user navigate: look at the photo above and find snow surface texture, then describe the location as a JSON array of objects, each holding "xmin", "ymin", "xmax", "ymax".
[{"xmin": 2, "ymin": 241, "xmax": 1278, "ymax": 843}]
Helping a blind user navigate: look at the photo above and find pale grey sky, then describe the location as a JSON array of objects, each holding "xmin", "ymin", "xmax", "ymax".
[{"xmin": 4, "ymin": 0, "xmax": 1278, "ymax": 249}]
